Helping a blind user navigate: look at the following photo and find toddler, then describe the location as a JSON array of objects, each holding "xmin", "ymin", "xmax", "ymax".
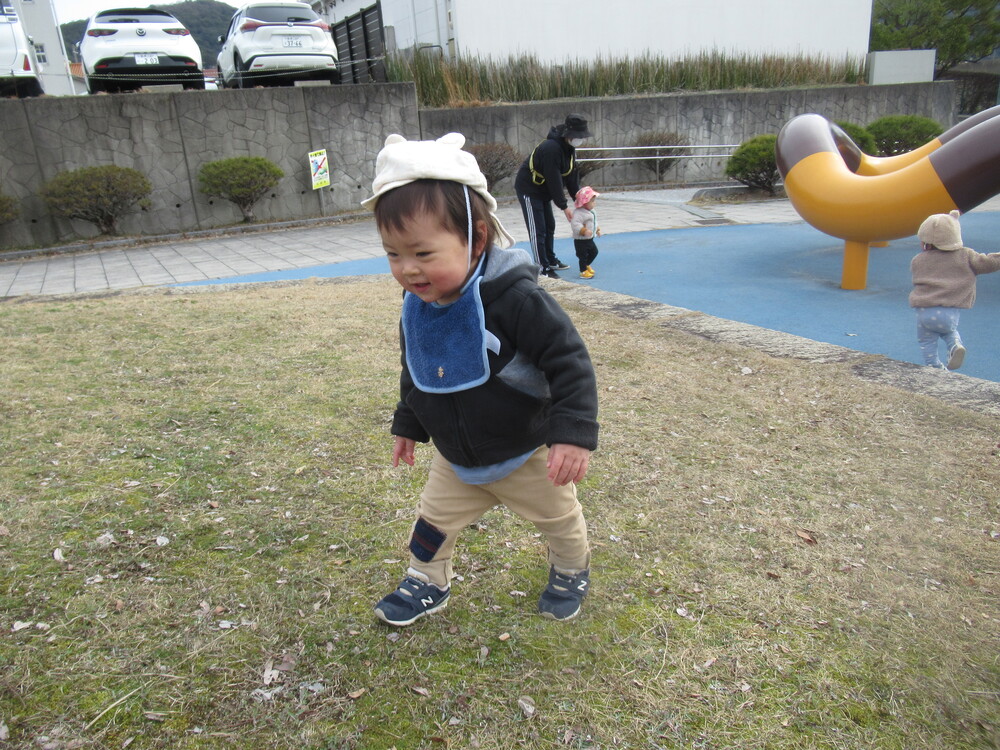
[
  {"xmin": 362, "ymin": 133, "xmax": 600, "ymax": 626},
  {"xmin": 571, "ymin": 186, "xmax": 601, "ymax": 279},
  {"xmin": 910, "ymin": 209, "xmax": 1000, "ymax": 370}
]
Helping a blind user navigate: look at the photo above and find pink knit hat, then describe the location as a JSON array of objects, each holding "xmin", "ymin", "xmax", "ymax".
[{"xmin": 575, "ymin": 186, "xmax": 600, "ymax": 208}]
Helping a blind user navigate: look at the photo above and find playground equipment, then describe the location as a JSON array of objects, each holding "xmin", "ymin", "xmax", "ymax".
[{"xmin": 775, "ymin": 105, "xmax": 1000, "ymax": 289}]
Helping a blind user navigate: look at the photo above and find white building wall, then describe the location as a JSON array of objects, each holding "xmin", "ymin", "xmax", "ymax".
[
  {"xmin": 316, "ymin": 0, "xmax": 871, "ymax": 63},
  {"xmin": 12, "ymin": 0, "xmax": 78, "ymax": 95},
  {"xmin": 452, "ymin": 0, "xmax": 871, "ymax": 63}
]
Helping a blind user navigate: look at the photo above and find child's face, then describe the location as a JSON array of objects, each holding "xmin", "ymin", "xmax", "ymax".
[
  {"xmin": 584, "ymin": 197, "xmax": 596, "ymax": 210},
  {"xmin": 381, "ymin": 212, "xmax": 482, "ymax": 305}
]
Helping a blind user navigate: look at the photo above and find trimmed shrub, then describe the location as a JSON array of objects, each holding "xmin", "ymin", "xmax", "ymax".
[
  {"xmin": 576, "ymin": 145, "xmax": 614, "ymax": 180},
  {"xmin": 632, "ymin": 131, "xmax": 690, "ymax": 182},
  {"xmin": 834, "ymin": 121, "xmax": 877, "ymax": 156},
  {"xmin": 41, "ymin": 165, "xmax": 152, "ymax": 235},
  {"xmin": 199, "ymin": 156, "xmax": 284, "ymax": 222},
  {"xmin": 0, "ymin": 193, "xmax": 19, "ymax": 225},
  {"xmin": 466, "ymin": 142, "xmax": 522, "ymax": 192},
  {"xmin": 866, "ymin": 115, "xmax": 943, "ymax": 156},
  {"xmin": 725, "ymin": 134, "xmax": 779, "ymax": 194}
]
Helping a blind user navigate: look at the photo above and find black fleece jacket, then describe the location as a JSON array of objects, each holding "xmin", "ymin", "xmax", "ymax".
[
  {"xmin": 391, "ymin": 246, "xmax": 599, "ymax": 468},
  {"xmin": 514, "ymin": 126, "xmax": 582, "ymax": 210}
]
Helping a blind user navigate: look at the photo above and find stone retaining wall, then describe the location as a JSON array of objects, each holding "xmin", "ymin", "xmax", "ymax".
[
  {"xmin": 420, "ymin": 82, "xmax": 956, "ymax": 188},
  {"xmin": 0, "ymin": 81, "xmax": 954, "ymax": 249},
  {"xmin": 0, "ymin": 83, "xmax": 418, "ymax": 249}
]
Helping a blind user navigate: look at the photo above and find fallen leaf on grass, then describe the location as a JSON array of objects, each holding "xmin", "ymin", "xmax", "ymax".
[
  {"xmin": 410, "ymin": 686, "xmax": 430, "ymax": 697},
  {"xmin": 347, "ymin": 688, "xmax": 366, "ymax": 700},
  {"xmin": 53, "ymin": 548, "xmax": 65, "ymax": 562},
  {"xmin": 517, "ymin": 695, "xmax": 536, "ymax": 718},
  {"xmin": 498, "ymin": 632, "xmax": 511, "ymax": 641},
  {"xmin": 795, "ymin": 528, "xmax": 818, "ymax": 545}
]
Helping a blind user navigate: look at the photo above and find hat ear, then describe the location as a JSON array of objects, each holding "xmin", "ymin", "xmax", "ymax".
[
  {"xmin": 384, "ymin": 134, "xmax": 406, "ymax": 146},
  {"xmin": 436, "ymin": 133, "xmax": 466, "ymax": 148},
  {"xmin": 949, "ymin": 209, "xmax": 961, "ymax": 220}
]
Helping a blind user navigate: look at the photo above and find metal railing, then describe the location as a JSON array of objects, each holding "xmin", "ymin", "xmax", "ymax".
[{"xmin": 577, "ymin": 144, "xmax": 739, "ymax": 181}]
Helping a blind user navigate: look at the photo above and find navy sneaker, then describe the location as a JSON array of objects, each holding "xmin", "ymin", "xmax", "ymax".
[
  {"xmin": 542, "ymin": 267, "xmax": 560, "ymax": 279},
  {"xmin": 374, "ymin": 569, "xmax": 450, "ymax": 626},
  {"xmin": 553, "ymin": 258, "xmax": 571, "ymax": 270},
  {"xmin": 538, "ymin": 566, "xmax": 589, "ymax": 621}
]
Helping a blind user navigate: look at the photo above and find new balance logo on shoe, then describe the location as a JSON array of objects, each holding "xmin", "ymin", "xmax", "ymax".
[{"xmin": 420, "ymin": 596, "xmax": 436, "ymax": 607}]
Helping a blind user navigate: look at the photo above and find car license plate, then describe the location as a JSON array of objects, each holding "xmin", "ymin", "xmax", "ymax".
[
  {"xmin": 135, "ymin": 53, "xmax": 159, "ymax": 65},
  {"xmin": 282, "ymin": 37, "xmax": 304, "ymax": 48}
]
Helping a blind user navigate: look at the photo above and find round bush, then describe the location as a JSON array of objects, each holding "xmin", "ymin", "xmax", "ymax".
[
  {"xmin": 466, "ymin": 143, "xmax": 522, "ymax": 192},
  {"xmin": 0, "ymin": 193, "xmax": 19, "ymax": 225},
  {"xmin": 866, "ymin": 115, "xmax": 943, "ymax": 156},
  {"xmin": 41, "ymin": 165, "xmax": 152, "ymax": 235},
  {"xmin": 199, "ymin": 156, "xmax": 285, "ymax": 222},
  {"xmin": 725, "ymin": 134, "xmax": 779, "ymax": 194},
  {"xmin": 632, "ymin": 131, "xmax": 690, "ymax": 182},
  {"xmin": 834, "ymin": 121, "xmax": 877, "ymax": 156}
]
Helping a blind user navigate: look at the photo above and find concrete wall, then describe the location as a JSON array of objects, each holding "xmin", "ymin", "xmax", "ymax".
[
  {"xmin": 420, "ymin": 82, "xmax": 956, "ymax": 187},
  {"xmin": 0, "ymin": 81, "xmax": 954, "ymax": 250},
  {"xmin": 0, "ymin": 83, "xmax": 419, "ymax": 249}
]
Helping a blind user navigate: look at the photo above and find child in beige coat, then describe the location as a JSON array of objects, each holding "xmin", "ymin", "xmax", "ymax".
[{"xmin": 910, "ymin": 210, "xmax": 1000, "ymax": 370}]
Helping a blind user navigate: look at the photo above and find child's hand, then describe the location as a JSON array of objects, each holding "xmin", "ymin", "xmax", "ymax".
[
  {"xmin": 547, "ymin": 443, "xmax": 591, "ymax": 486},
  {"xmin": 392, "ymin": 436, "xmax": 416, "ymax": 467},
  {"xmin": 596, "ymin": 228, "xmax": 602, "ymax": 237},
  {"xmin": 581, "ymin": 227, "xmax": 591, "ymax": 237}
]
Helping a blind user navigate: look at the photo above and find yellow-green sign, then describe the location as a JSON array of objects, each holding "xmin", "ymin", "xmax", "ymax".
[{"xmin": 309, "ymin": 149, "xmax": 330, "ymax": 189}]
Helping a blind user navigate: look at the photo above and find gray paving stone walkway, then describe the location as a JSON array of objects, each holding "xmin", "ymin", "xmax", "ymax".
[{"xmin": 0, "ymin": 187, "xmax": 808, "ymax": 298}]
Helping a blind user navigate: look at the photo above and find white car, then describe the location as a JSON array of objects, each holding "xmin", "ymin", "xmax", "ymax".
[
  {"xmin": 0, "ymin": 5, "xmax": 42, "ymax": 98},
  {"xmin": 216, "ymin": 2, "xmax": 340, "ymax": 89},
  {"xmin": 80, "ymin": 8, "xmax": 204, "ymax": 95}
]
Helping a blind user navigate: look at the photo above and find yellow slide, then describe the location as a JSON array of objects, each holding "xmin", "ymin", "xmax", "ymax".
[{"xmin": 776, "ymin": 106, "xmax": 1000, "ymax": 289}]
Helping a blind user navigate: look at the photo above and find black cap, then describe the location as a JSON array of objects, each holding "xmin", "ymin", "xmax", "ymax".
[{"xmin": 562, "ymin": 114, "xmax": 593, "ymax": 139}]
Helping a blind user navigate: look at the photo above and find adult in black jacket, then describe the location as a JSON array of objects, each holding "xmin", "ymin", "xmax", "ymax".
[{"xmin": 514, "ymin": 114, "xmax": 593, "ymax": 278}]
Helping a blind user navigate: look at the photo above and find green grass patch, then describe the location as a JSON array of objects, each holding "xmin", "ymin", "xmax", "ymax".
[
  {"xmin": 1, "ymin": 276, "xmax": 998, "ymax": 748},
  {"xmin": 387, "ymin": 51, "xmax": 867, "ymax": 108}
]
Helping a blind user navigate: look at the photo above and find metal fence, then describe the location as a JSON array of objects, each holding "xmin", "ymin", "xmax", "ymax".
[
  {"xmin": 577, "ymin": 144, "xmax": 739, "ymax": 182},
  {"xmin": 331, "ymin": 3, "xmax": 387, "ymax": 84}
]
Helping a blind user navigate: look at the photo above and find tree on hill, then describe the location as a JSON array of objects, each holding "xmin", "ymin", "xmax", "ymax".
[
  {"xmin": 60, "ymin": 0, "xmax": 237, "ymax": 68},
  {"xmin": 870, "ymin": 0, "xmax": 1000, "ymax": 76}
]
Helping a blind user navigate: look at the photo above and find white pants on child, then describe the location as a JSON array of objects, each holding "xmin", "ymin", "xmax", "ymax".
[{"xmin": 915, "ymin": 306, "xmax": 962, "ymax": 367}]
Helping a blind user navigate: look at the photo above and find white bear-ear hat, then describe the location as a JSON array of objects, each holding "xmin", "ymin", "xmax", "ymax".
[
  {"xmin": 362, "ymin": 133, "xmax": 515, "ymax": 247},
  {"xmin": 917, "ymin": 209, "xmax": 964, "ymax": 251}
]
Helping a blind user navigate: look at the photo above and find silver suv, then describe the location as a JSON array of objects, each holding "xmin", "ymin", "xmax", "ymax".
[
  {"xmin": 79, "ymin": 7, "xmax": 205, "ymax": 94},
  {"xmin": 216, "ymin": 2, "xmax": 340, "ymax": 89},
  {"xmin": 0, "ymin": 5, "xmax": 42, "ymax": 98}
]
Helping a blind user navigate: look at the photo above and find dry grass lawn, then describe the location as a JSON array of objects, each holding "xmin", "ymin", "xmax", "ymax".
[{"xmin": 1, "ymin": 276, "xmax": 998, "ymax": 749}]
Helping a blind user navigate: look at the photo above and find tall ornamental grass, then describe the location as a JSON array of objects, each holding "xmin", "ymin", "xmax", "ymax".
[{"xmin": 387, "ymin": 52, "xmax": 867, "ymax": 108}]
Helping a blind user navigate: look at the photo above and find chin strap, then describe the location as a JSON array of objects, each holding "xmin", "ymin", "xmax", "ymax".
[{"xmin": 463, "ymin": 184, "xmax": 473, "ymax": 271}]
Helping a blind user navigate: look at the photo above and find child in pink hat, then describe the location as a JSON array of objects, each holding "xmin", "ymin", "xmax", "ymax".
[{"xmin": 571, "ymin": 186, "xmax": 601, "ymax": 279}]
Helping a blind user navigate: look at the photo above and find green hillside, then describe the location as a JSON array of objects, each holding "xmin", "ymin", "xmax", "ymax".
[{"xmin": 61, "ymin": 0, "xmax": 237, "ymax": 69}]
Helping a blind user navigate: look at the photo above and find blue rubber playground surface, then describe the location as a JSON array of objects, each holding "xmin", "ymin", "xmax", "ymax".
[{"xmin": 180, "ymin": 212, "xmax": 1000, "ymax": 383}]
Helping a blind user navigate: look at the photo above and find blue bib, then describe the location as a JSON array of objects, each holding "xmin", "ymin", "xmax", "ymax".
[{"xmin": 401, "ymin": 270, "xmax": 500, "ymax": 394}]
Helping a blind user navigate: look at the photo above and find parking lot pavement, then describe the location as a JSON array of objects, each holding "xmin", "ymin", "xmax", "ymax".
[{"xmin": 0, "ymin": 188, "xmax": 802, "ymax": 299}]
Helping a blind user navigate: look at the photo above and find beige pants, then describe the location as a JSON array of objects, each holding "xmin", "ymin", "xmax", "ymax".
[{"xmin": 408, "ymin": 447, "xmax": 590, "ymax": 588}]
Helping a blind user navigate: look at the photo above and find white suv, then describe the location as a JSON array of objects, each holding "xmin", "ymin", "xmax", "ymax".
[
  {"xmin": 217, "ymin": 2, "xmax": 340, "ymax": 89},
  {"xmin": 79, "ymin": 8, "xmax": 204, "ymax": 94},
  {"xmin": 0, "ymin": 5, "xmax": 42, "ymax": 98}
]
